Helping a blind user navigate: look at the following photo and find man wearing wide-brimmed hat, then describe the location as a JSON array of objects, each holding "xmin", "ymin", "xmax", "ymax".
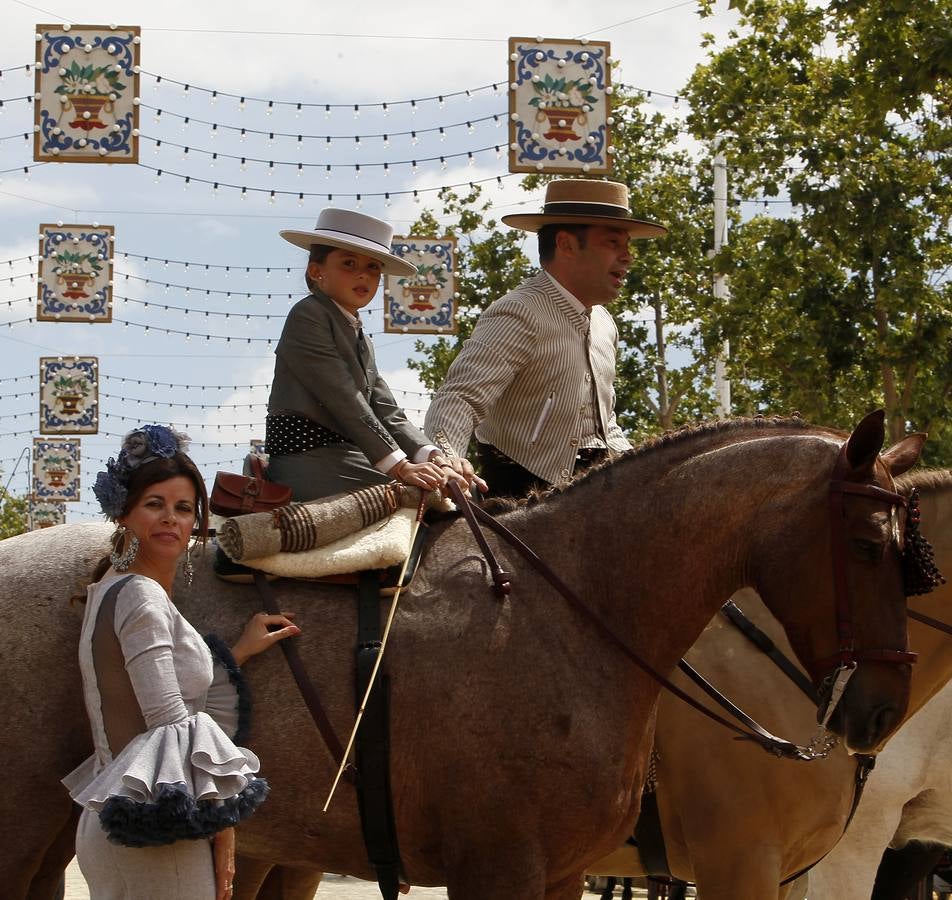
[{"xmin": 424, "ymin": 179, "xmax": 667, "ymax": 496}]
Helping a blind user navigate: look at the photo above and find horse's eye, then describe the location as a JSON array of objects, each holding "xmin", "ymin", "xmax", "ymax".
[{"xmin": 852, "ymin": 538, "xmax": 885, "ymax": 561}]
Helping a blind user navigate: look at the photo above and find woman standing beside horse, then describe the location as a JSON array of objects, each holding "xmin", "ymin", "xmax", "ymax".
[{"xmin": 67, "ymin": 425, "xmax": 300, "ymax": 899}]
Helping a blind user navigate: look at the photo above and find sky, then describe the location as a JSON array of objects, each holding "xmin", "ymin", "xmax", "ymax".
[{"xmin": 0, "ymin": 0, "xmax": 742, "ymax": 522}]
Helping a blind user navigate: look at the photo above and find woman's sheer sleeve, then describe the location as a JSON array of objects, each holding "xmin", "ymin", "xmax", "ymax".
[{"xmin": 203, "ymin": 634, "xmax": 251, "ymax": 744}]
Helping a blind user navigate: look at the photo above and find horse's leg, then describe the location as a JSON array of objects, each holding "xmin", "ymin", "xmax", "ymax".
[
  {"xmin": 255, "ymin": 864, "xmax": 323, "ymax": 900},
  {"xmin": 690, "ymin": 850, "xmax": 785, "ymax": 900},
  {"xmin": 233, "ymin": 857, "xmax": 275, "ymax": 900},
  {"xmin": 26, "ymin": 806, "xmax": 79, "ymax": 900}
]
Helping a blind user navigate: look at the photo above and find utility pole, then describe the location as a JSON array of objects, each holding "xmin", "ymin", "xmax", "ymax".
[{"xmin": 713, "ymin": 136, "xmax": 731, "ymax": 417}]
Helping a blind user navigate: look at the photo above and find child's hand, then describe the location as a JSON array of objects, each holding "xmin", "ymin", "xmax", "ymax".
[{"xmin": 389, "ymin": 459, "xmax": 445, "ymax": 491}]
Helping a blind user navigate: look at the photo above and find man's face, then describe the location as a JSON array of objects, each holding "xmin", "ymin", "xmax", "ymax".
[{"xmin": 564, "ymin": 225, "xmax": 633, "ymax": 307}]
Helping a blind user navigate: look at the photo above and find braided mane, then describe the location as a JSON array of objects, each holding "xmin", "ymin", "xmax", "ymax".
[
  {"xmin": 483, "ymin": 415, "xmax": 840, "ymax": 514},
  {"xmin": 898, "ymin": 468, "xmax": 952, "ymax": 493}
]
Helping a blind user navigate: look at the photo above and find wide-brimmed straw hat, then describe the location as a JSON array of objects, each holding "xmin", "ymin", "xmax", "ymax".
[
  {"xmin": 501, "ymin": 179, "xmax": 667, "ymax": 239},
  {"xmin": 279, "ymin": 209, "xmax": 417, "ymax": 277}
]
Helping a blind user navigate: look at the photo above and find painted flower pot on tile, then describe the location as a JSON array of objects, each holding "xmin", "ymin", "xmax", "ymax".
[
  {"xmin": 68, "ymin": 95, "xmax": 112, "ymax": 131},
  {"xmin": 60, "ymin": 273, "xmax": 95, "ymax": 299},
  {"xmin": 46, "ymin": 469, "xmax": 68, "ymax": 488},
  {"xmin": 403, "ymin": 284, "xmax": 440, "ymax": 311},
  {"xmin": 541, "ymin": 107, "xmax": 585, "ymax": 142},
  {"xmin": 55, "ymin": 393, "xmax": 83, "ymax": 415}
]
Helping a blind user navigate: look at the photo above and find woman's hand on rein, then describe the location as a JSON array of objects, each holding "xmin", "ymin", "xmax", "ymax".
[{"xmin": 231, "ymin": 611, "xmax": 301, "ymax": 666}]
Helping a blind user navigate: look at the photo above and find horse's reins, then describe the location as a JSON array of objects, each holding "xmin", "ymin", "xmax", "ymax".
[
  {"xmin": 445, "ymin": 482, "xmax": 814, "ymax": 761},
  {"xmin": 719, "ymin": 598, "xmax": 875, "ymax": 888},
  {"xmin": 447, "ymin": 445, "xmax": 914, "ymax": 762}
]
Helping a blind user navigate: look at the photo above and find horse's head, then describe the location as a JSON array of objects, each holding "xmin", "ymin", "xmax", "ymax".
[{"xmin": 754, "ymin": 410, "xmax": 925, "ymax": 753}]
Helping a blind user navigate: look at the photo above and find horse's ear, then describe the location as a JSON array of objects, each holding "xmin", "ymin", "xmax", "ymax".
[
  {"xmin": 845, "ymin": 409, "xmax": 886, "ymax": 476},
  {"xmin": 880, "ymin": 432, "xmax": 927, "ymax": 477}
]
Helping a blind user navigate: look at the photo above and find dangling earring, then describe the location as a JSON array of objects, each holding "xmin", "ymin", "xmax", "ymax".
[
  {"xmin": 110, "ymin": 525, "xmax": 140, "ymax": 572},
  {"xmin": 182, "ymin": 539, "xmax": 194, "ymax": 588}
]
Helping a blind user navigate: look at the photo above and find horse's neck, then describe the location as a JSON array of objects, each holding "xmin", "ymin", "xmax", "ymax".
[{"xmin": 510, "ymin": 433, "xmax": 824, "ymax": 677}]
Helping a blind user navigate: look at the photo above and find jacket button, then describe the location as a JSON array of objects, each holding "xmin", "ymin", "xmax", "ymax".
[
  {"xmin": 585, "ymin": 373, "xmax": 592, "ymax": 382},
  {"xmin": 570, "ymin": 438, "xmax": 579, "ymax": 447},
  {"xmin": 560, "ymin": 468, "xmax": 571, "ymax": 480}
]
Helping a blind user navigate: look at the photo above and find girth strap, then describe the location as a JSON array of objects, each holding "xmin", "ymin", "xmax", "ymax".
[
  {"xmin": 354, "ymin": 570, "xmax": 404, "ymax": 900},
  {"xmin": 253, "ymin": 572, "xmax": 352, "ymax": 777}
]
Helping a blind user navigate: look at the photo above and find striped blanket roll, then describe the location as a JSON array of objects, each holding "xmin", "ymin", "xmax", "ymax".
[{"xmin": 218, "ymin": 483, "xmax": 429, "ymax": 562}]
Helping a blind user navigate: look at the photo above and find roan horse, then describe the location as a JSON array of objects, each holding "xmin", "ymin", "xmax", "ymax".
[
  {"xmin": 1, "ymin": 414, "xmax": 920, "ymax": 900},
  {"xmin": 583, "ymin": 465, "xmax": 947, "ymax": 900},
  {"xmin": 804, "ymin": 468, "xmax": 952, "ymax": 900}
]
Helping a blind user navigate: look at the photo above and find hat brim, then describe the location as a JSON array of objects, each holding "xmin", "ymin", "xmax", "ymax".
[
  {"xmin": 279, "ymin": 229, "xmax": 418, "ymax": 277},
  {"xmin": 499, "ymin": 213, "xmax": 667, "ymax": 239}
]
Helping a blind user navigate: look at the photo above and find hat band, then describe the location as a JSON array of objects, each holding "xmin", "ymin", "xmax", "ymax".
[
  {"xmin": 542, "ymin": 201, "xmax": 632, "ymax": 218},
  {"xmin": 311, "ymin": 226, "xmax": 390, "ymax": 253}
]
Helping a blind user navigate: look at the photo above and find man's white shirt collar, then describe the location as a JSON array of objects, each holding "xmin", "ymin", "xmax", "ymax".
[{"xmin": 543, "ymin": 270, "xmax": 588, "ymax": 316}]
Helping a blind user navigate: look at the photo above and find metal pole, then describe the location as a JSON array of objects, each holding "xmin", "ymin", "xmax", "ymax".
[
  {"xmin": 2, "ymin": 446, "xmax": 29, "ymax": 499},
  {"xmin": 713, "ymin": 136, "xmax": 731, "ymax": 417}
]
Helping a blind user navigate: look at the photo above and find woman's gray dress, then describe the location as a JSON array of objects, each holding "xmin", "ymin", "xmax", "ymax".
[{"xmin": 64, "ymin": 573, "xmax": 266, "ymax": 898}]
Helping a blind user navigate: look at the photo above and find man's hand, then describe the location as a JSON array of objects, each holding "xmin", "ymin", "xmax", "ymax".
[{"xmin": 428, "ymin": 451, "xmax": 488, "ymax": 495}]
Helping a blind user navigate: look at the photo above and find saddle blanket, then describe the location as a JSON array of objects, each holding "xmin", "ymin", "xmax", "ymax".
[{"xmin": 241, "ymin": 507, "xmax": 419, "ymax": 578}]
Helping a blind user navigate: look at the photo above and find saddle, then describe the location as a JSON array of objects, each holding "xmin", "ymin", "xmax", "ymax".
[{"xmin": 214, "ymin": 467, "xmax": 440, "ymax": 590}]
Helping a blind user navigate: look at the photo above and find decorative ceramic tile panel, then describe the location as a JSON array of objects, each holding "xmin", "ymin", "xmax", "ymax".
[
  {"xmin": 39, "ymin": 356, "xmax": 99, "ymax": 434},
  {"xmin": 37, "ymin": 223, "xmax": 114, "ymax": 322},
  {"xmin": 508, "ymin": 37, "xmax": 612, "ymax": 175},
  {"xmin": 34, "ymin": 24, "xmax": 140, "ymax": 163},
  {"xmin": 32, "ymin": 437, "xmax": 81, "ymax": 502},
  {"xmin": 28, "ymin": 496, "xmax": 67, "ymax": 529},
  {"xmin": 384, "ymin": 238, "xmax": 458, "ymax": 335}
]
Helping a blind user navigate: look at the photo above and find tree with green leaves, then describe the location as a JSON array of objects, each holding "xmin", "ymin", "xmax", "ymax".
[
  {"xmin": 407, "ymin": 91, "xmax": 729, "ymax": 442},
  {"xmin": 404, "ymin": 186, "xmax": 534, "ymax": 392},
  {"xmin": 685, "ymin": 0, "xmax": 952, "ymax": 463},
  {"xmin": 0, "ymin": 488, "xmax": 28, "ymax": 540}
]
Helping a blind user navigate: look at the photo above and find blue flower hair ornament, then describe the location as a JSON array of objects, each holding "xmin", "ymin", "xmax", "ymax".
[{"xmin": 93, "ymin": 425, "xmax": 191, "ymax": 520}]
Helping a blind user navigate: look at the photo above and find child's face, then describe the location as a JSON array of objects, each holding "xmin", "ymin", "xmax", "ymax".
[{"xmin": 309, "ymin": 249, "xmax": 383, "ymax": 316}]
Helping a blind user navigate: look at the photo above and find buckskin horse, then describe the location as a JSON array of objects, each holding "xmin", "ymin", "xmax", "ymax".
[
  {"xmin": 804, "ymin": 467, "xmax": 952, "ymax": 900},
  {"xmin": 2, "ymin": 413, "xmax": 922, "ymax": 900},
  {"xmin": 584, "ymin": 465, "xmax": 947, "ymax": 900}
]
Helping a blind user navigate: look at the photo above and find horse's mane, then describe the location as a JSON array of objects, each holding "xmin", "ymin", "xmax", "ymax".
[
  {"xmin": 483, "ymin": 415, "xmax": 839, "ymax": 514},
  {"xmin": 898, "ymin": 467, "xmax": 952, "ymax": 493}
]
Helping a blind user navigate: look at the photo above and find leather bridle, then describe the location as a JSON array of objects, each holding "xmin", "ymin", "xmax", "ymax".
[
  {"xmin": 810, "ymin": 443, "xmax": 916, "ymax": 725},
  {"xmin": 447, "ymin": 442, "xmax": 916, "ymax": 757}
]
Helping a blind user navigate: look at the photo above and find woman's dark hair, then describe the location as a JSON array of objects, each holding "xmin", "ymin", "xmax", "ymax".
[
  {"xmin": 538, "ymin": 224, "xmax": 589, "ymax": 263},
  {"xmin": 305, "ymin": 243, "xmax": 335, "ymax": 293},
  {"xmin": 84, "ymin": 452, "xmax": 209, "ymax": 590}
]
